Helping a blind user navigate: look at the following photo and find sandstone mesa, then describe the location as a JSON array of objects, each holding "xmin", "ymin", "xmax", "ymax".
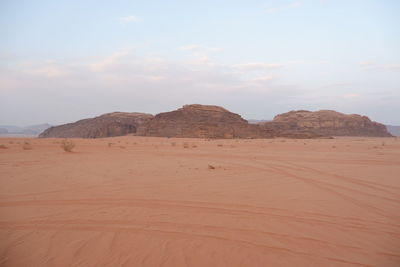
[{"xmin": 39, "ymin": 104, "xmax": 392, "ymax": 139}]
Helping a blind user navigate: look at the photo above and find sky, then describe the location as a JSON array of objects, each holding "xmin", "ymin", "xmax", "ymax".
[{"xmin": 0, "ymin": 0, "xmax": 399, "ymax": 126}]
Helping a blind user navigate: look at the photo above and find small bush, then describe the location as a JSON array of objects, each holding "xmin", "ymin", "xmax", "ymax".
[
  {"xmin": 61, "ymin": 139, "xmax": 75, "ymax": 152},
  {"xmin": 217, "ymin": 144, "xmax": 223, "ymax": 147},
  {"xmin": 183, "ymin": 142, "xmax": 189, "ymax": 148},
  {"xmin": 191, "ymin": 143, "xmax": 197, "ymax": 148},
  {"xmin": 22, "ymin": 142, "xmax": 33, "ymax": 150},
  {"xmin": 0, "ymin": 144, "xmax": 8, "ymax": 149},
  {"xmin": 208, "ymin": 164, "xmax": 215, "ymax": 170},
  {"xmin": 171, "ymin": 142, "xmax": 176, "ymax": 147}
]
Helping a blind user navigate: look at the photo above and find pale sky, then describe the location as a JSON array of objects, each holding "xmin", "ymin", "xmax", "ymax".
[{"xmin": 1, "ymin": 0, "xmax": 399, "ymax": 126}]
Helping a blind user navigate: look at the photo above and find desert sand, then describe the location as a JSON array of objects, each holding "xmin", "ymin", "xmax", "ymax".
[{"xmin": 0, "ymin": 137, "xmax": 399, "ymax": 266}]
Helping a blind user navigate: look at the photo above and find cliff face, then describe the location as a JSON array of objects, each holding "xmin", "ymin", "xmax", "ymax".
[
  {"xmin": 261, "ymin": 110, "xmax": 392, "ymax": 137},
  {"xmin": 139, "ymin": 104, "xmax": 273, "ymax": 139},
  {"xmin": 39, "ymin": 112, "xmax": 153, "ymax": 138}
]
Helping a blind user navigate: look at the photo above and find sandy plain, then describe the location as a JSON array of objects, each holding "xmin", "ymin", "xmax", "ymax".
[{"xmin": 0, "ymin": 136, "xmax": 399, "ymax": 267}]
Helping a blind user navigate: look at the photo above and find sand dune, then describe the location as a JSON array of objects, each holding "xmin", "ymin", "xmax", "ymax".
[{"xmin": 0, "ymin": 137, "xmax": 399, "ymax": 266}]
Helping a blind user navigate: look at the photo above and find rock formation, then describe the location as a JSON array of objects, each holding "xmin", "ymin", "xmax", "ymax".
[
  {"xmin": 39, "ymin": 112, "xmax": 153, "ymax": 138},
  {"xmin": 38, "ymin": 106, "xmax": 392, "ymax": 139},
  {"xmin": 261, "ymin": 110, "xmax": 392, "ymax": 137},
  {"xmin": 139, "ymin": 104, "xmax": 273, "ymax": 138}
]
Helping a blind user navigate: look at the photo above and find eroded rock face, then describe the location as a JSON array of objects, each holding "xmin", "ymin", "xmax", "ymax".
[
  {"xmin": 39, "ymin": 112, "xmax": 153, "ymax": 138},
  {"xmin": 261, "ymin": 110, "xmax": 392, "ymax": 137},
  {"xmin": 139, "ymin": 104, "xmax": 273, "ymax": 138}
]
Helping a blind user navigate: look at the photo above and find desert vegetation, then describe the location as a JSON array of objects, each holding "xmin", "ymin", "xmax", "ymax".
[
  {"xmin": 60, "ymin": 139, "xmax": 75, "ymax": 152},
  {"xmin": 22, "ymin": 142, "xmax": 33, "ymax": 150}
]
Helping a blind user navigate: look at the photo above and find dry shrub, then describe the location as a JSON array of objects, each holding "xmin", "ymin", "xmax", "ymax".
[
  {"xmin": 22, "ymin": 142, "xmax": 33, "ymax": 150},
  {"xmin": 119, "ymin": 146, "xmax": 126, "ymax": 149},
  {"xmin": 171, "ymin": 142, "xmax": 176, "ymax": 147},
  {"xmin": 217, "ymin": 144, "xmax": 223, "ymax": 147},
  {"xmin": 208, "ymin": 164, "xmax": 215, "ymax": 170},
  {"xmin": 61, "ymin": 139, "xmax": 75, "ymax": 152},
  {"xmin": 108, "ymin": 142, "xmax": 113, "ymax": 147},
  {"xmin": 191, "ymin": 143, "xmax": 197, "ymax": 148},
  {"xmin": 0, "ymin": 144, "xmax": 8, "ymax": 149},
  {"xmin": 183, "ymin": 142, "xmax": 189, "ymax": 148}
]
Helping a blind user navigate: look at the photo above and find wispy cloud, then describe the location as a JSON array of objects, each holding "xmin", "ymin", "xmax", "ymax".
[
  {"xmin": 2, "ymin": 50, "xmax": 287, "ymax": 97},
  {"xmin": 342, "ymin": 93, "xmax": 360, "ymax": 99},
  {"xmin": 360, "ymin": 61, "xmax": 400, "ymax": 71},
  {"xmin": 19, "ymin": 60, "xmax": 69, "ymax": 78},
  {"xmin": 118, "ymin": 15, "xmax": 141, "ymax": 24},
  {"xmin": 179, "ymin": 44, "xmax": 223, "ymax": 53},
  {"xmin": 265, "ymin": 1, "xmax": 303, "ymax": 13},
  {"xmin": 233, "ymin": 63, "xmax": 283, "ymax": 71},
  {"xmin": 179, "ymin": 44, "xmax": 223, "ymax": 64}
]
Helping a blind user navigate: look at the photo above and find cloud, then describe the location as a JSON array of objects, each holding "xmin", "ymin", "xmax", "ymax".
[
  {"xmin": 360, "ymin": 61, "xmax": 400, "ymax": 71},
  {"xmin": 342, "ymin": 93, "xmax": 360, "ymax": 99},
  {"xmin": 1, "ymin": 50, "xmax": 288, "ymax": 98},
  {"xmin": 18, "ymin": 60, "xmax": 69, "ymax": 78},
  {"xmin": 89, "ymin": 50, "xmax": 131, "ymax": 72},
  {"xmin": 179, "ymin": 44, "xmax": 224, "ymax": 65},
  {"xmin": 179, "ymin": 44, "xmax": 223, "ymax": 53},
  {"xmin": 233, "ymin": 63, "xmax": 283, "ymax": 71},
  {"xmin": 265, "ymin": 1, "xmax": 303, "ymax": 13},
  {"xmin": 118, "ymin": 15, "xmax": 141, "ymax": 24}
]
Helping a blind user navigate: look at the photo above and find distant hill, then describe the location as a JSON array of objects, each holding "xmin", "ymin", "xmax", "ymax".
[
  {"xmin": 386, "ymin": 125, "xmax": 400, "ymax": 136},
  {"xmin": 0, "ymin": 123, "xmax": 51, "ymax": 137}
]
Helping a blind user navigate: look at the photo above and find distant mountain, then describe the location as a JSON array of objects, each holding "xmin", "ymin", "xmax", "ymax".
[
  {"xmin": 0, "ymin": 123, "xmax": 52, "ymax": 137},
  {"xmin": 386, "ymin": 125, "xmax": 400, "ymax": 136}
]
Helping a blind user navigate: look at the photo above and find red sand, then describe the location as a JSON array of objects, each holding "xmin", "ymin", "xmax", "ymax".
[{"xmin": 0, "ymin": 137, "xmax": 399, "ymax": 266}]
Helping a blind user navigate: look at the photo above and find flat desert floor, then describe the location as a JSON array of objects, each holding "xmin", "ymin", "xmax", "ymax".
[{"xmin": 0, "ymin": 137, "xmax": 399, "ymax": 267}]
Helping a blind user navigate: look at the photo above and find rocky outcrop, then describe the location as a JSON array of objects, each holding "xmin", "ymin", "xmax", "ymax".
[
  {"xmin": 261, "ymin": 110, "xmax": 392, "ymax": 137},
  {"xmin": 38, "ymin": 106, "xmax": 392, "ymax": 139},
  {"xmin": 39, "ymin": 112, "xmax": 153, "ymax": 138},
  {"xmin": 139, "ymin": 104, "xmax": 273, "ymax": 139}
]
